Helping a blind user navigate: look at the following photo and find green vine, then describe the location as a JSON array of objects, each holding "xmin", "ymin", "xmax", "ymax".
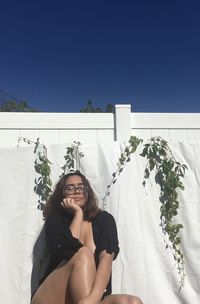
[
  {"xmin": 18, "ymin": 137, "xmax": 52, "ymax": 211},
  {"xmin": 105, "ymin": 135, "xmax": 187, "ymax": 289},
  {"xmin": 33, "ymin": 139, "xmax": 52, "ymax": 211},
  {"xmin": 140, "ymin": 136, "xmax": 187, "ymax": 289},
  {"xmin": 60, "ymin": 141, "xmax": 84, "ymax": 176},
  {"xmin": 102, "ymin": 136, "xmax": 143, "ymax": 207}
]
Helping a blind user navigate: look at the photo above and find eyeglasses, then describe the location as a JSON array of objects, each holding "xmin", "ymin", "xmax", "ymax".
[{"xmin": 63, "ymin": 184, "xmax": 88, "ymax": 195}]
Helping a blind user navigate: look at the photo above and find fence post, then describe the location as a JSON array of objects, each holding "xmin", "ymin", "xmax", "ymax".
[{"xmin": 114, "ymin": 104, "xmax": 131, "ymax": 141}]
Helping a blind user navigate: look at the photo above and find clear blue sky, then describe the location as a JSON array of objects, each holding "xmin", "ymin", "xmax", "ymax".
[{"xmin": 1, "ymin": 0, "xmax": 200, "ymax": 112}]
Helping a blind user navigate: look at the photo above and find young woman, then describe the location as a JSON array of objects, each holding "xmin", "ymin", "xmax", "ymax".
[{"xmin": 31, "ymin": 171, "xmax": 143, "ymax": 304}]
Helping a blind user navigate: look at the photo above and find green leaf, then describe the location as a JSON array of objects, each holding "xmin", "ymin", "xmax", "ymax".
[{"xmin": 144, "ymin": 168, "xmax": 150, "ymax": 179}]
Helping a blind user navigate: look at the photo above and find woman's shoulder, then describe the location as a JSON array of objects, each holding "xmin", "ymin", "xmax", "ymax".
[
  {"xmin": 95, "ymin": 210, "xmax": 116, "ymax": 223},
  {"xmin": 45, "ymin": 210, "xmax": 71, "ymax": 225}
]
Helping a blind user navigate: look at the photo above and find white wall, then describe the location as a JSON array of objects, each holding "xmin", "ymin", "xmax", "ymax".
[{"xmin": 0, "ymin": 142, "xmax": 200, "ymax": 304}]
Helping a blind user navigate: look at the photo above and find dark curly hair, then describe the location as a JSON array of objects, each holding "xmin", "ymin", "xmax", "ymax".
[{"xmin": 43, "ymin": 171, "xmax": 100, "ymax": 221}]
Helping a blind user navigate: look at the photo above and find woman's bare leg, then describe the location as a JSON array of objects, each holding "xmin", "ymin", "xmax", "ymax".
[
  {"xmin": 101, "ymin": 294, "xmax": 143, "ymax": 304},
  {"xmin": 31, "ymin": 259, "xmax": 73, "ymax": 304},
  {"xmin": 69, "ymin": 247, "xmax": 96, "ymax": 303},
  {"xmin": 31, "ymin": 247, "xmax": 96, "ymax": 304}
]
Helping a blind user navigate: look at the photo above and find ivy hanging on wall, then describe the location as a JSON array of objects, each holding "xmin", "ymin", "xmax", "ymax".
[
  {"xmin": 60, "ymin": 141, "xmax": 84, "ymax": 177},
  {"xmin": 105, "ymin": 135, "xmax": 187, "ymax": 289},
  {"xmin": 102, "ymin": 136, "xmax": 143, "ymax": 208},
  {"xmin": 33, "ymin": 139, "xmax": 52, "ymax": 211},
  {"xmin": 141, "ymin": 137, "xmax": 187, "ymax": 289},
  {"xmin": 18, "ymin": 137, "xmax": 52, "ymax": 211}
]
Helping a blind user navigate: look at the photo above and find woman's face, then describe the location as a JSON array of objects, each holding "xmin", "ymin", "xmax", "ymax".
[{"xmin": 63, "ymin": 175, "xmax": 88, "ymax": 208}]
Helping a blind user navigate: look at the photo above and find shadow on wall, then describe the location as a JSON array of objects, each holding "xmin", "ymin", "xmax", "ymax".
[{"xmin": 31, "ymin": 225, "xmax": 50, "ymax": 299}]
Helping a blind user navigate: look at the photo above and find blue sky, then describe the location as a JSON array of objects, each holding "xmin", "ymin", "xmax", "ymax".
[{"xmin": 0, "ymin": 0, "xmax": 200, "ymax": 112}]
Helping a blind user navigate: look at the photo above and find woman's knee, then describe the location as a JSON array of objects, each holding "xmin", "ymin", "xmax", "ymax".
[
  {"xmin": 75, "ymin": 246, "xmax": 95, "ymax": 265},
  {"xmin": 128, "ymin": 296, "xmax": 143, "ymax": 304}
]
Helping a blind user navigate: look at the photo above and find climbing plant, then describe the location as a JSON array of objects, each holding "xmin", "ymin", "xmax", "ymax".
[
  {"xmin": 60, "ymin": 141, "xmax": 84, "ymax": 177},
  {"xmin": 104, "ymin": 135, "xmax": 187, "ymax": 289},
  {"xmin": 18, "ymin": 137, "xmax": 52, "ymax": 211},
  {"xmin": 140, "ymin": 136, "xmax": 187, "ymax": 289},
  {"xmin": 102, "ymin": 136, "xmax": 143, "ymax": 207},
  {"xmin": 33, "ymin": 139, "xmax": 52, "ymax": 211}
]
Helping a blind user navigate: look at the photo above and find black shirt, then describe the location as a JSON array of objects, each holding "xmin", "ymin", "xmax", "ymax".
[{"xmin": 44, "ymin": 210, "xmax": 119, "ymax": 298}]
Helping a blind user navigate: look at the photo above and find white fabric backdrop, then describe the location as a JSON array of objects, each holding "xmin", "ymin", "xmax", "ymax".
[{"xmin": 0, "ymin": 141, "xmax": 199, "ymax": 304}]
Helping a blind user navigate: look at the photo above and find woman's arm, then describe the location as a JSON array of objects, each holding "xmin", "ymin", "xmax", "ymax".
[
  {"xmin": 69, "ymin": 208, "xmax": 83, "ymax": 239},
  {"xmin": 61, "ymin": 197, "xmax": 83, "ymax": 239},
  {"xmin": 91, "ymin": 251, "xmax": 114, "ymax": 301}
]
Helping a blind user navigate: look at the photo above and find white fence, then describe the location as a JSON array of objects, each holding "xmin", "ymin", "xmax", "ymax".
[{"xmin": 0, "ymin": 104, "xmax": 200, "ymax": 147}]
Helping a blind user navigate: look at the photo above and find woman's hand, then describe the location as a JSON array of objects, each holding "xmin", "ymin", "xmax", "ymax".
[{"xmin": 61, "ymin": 197, "xmax": 82, "ymax": 215}]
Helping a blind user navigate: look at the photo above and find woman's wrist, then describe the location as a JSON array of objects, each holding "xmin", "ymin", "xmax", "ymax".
[
  {"xmin": 74, "ymin": 207, "xmax": 83, "ymax": 217},
  {"xmin": 89, "ymin": 290, "xmax": 103, "ymax": 303}
]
